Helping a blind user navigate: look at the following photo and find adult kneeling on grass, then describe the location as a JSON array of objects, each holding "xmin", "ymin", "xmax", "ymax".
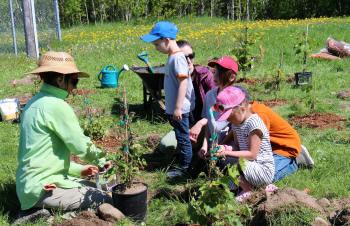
[{"xmin": 16, "ymin": 52, "xmax": 116, "ymax": 214}]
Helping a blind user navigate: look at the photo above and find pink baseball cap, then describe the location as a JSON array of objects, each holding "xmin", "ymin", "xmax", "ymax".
[
  {"xmin": 214, "ymin": 86, "xmax": 246, "ymax": 121},
  {"xmin": 208, "ymin": 56, "xmax": 239, "ymax": 74}
]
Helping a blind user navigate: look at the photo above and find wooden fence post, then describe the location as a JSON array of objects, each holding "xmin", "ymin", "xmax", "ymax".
[{"xmin": 22, "ymin": 0, "xmax": 39, "ymax": 58}]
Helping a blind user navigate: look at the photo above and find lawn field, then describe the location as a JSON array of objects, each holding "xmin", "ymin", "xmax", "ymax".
[{"xmin": 0, "ymin": 17, "xmax": 350, "ymax": 225}]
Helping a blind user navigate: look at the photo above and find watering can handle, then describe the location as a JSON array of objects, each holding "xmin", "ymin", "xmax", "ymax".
[
  {"xmin": 104, "ymin": 65, "xmax": 117, "ymax": 71},
  {"xmin": 97, "ymin": 71, "xmax": 102, "ymax": 81}
]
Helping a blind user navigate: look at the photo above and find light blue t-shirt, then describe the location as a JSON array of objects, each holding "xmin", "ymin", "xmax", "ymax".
[
  {"xmin": 164, "ymin": 52, "xmax": 195, "ymax": 115},
  {"xmin": 202, "ymin": 87, "xmax": 230, "ymax": 142}
]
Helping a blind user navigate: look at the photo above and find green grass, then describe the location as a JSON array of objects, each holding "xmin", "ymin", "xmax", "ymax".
[{"xmin": 1, "ymin": 17, "xmax": 350, "ymax": 225}]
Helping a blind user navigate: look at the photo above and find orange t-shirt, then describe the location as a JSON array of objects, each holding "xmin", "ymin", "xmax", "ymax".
[{"xmin": 251, "ymin": 102, "xmax": 301, "ymax": 158}]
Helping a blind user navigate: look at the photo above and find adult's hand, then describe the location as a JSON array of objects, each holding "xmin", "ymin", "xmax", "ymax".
[
  {"xmin": 190, "ymin": 122, "xmax": 203, "ymax": 142},
  {"xmin": 43, "ymin": 183, "xmax": 57, "ymax": 191},
  {"xmin": 198, "ymin": 147, "xmax": 208, "ymax": 159},
  {"xmin": 81, "ymin": 165, "xmax": 99, "ymax": 177}
]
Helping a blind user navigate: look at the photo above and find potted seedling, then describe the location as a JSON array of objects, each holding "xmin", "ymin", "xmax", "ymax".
[
  {"xmin": 105, "ymin": 87, "xmax": 148, "ymax": 222},
  {"xmin": 294, "ymin": 25, "xmax": 312, "ymax": 86}
]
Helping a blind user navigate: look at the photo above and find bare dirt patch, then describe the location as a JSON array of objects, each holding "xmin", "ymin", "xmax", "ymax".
[
  {"xmin": 11, "ymin": 74, "xmax": 39, "ymax": 86},
  {"xmin": 94, "ymin": 135, "xmax": 122, "ymax": 153},
  {"xmin": 236, "ymin": 77, "xmax": 261, "ymax": 86},
  {"xmin": 290, "ymin": 113, "xmax": 346, "ymax": 130},
  {"xmin": 53, "ymin": 211, "xmax": 113, "ymax": 226},
  {"xmin": 337, "ymin": 90, "xmax": 350, "ymax": 99},
  {"xmin": 260, "ymin": 99, "xmax": 288, "ymax": 108},
  {"xmin": 73, "ymin": 89, "xmax": 96, "ymax": 96},
  {"xmin": 146, "ymin": 134, "xmax": 161, "ymax": 150}
]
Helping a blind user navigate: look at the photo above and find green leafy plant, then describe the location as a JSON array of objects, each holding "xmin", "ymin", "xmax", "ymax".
[
  {"xmin": 105, "ymin": 87, "xmax": 146, "ymax": 189},
  {"xmin": 264, "ymin": 52, "xmax": 286, "ymax": 100},
  {"xmin": 188, "ymin": 160, "xmax": 251, "ymax": 225},
  {"xmin": 81, "ymin": 116, "xmax": 111, "ymax": 140},
  {"xmin": 231, "ymin": 26, "xmax": 261, "ymax": 73},
  {"xmin": 294, "ymin": 25, "xmax": 311, "ymax": 73}
]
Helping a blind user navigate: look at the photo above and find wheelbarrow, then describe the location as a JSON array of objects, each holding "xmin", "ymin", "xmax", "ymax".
[{"xmin": 131, "ymin": 65, "xmax": 166, "ymax": 111}]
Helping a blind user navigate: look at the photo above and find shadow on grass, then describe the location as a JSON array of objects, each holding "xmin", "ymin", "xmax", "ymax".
[
  {"xmin": 142, "ymin": 151, "xmax": 179, "ymax": 172},
  {"xmin": 111, "ymin": 97, "xmax": 167, "ymax": 124},
  {"xmin": 0, "ymin": 182, "xmax": 20, "ymax": 220},
  {"xmin": 150, "ymin": 186, "xmax": 198, "ymax": 203}
]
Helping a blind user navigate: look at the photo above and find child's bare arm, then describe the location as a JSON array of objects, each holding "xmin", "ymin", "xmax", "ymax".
[
  {"xmin": 216, "ymin": 129, "xmax": 262, "ymax": 160},
  {"xmin": 173, "ymin": 78, "xmax": 188, "ymax": 121}
]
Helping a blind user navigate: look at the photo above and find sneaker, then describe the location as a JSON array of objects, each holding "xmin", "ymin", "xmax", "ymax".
[
  {"xmin": 296, "ymin": 145, "xmax": 314, "ymax": 168},
  {"xmin": 13, "ymin": 208, "xmax": 51, "ymax": 225},
  {"xmin": 166, "ymin": 167, "xmax": 188, "ymax": 179},
  {"xmin": 228, "ymin": 179, "xmax": 239, "ymax": 192},
  {"xmin": 235, "ymin": 191, "xmax": 252, "ymax": 202}
]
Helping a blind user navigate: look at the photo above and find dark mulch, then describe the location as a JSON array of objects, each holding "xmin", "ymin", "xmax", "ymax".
[
  {"xmin": 94, "ymin": 135, "xmax": 122, "ymax": 153},
  {"xmin": 260, "ymin": 99, "xmax": 288, "ymax": 108},
  {"xmin": 290, "ymin": 113, "xmax": 346, "ymax": 130},
  {"xmin": 73, "ymin": 89, "xmax": 96, "ymax": 96},
  {"xmin": 236, "ymin": 77, "xmax": 262, "ymax": 86}
]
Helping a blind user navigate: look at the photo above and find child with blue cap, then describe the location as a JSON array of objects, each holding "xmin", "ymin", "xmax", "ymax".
[{"xmin": 141, "ymin": 21, "xmax": 195, "ymax": 179}]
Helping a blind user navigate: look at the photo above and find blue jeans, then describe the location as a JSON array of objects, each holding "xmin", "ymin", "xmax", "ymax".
[
  {"xmin": 167, "ymin": 113, "xmax": 193, "ymax": 169},
  {"xmin": 273, "ymin": 153, "xmax": 298, "ymax": 182}
]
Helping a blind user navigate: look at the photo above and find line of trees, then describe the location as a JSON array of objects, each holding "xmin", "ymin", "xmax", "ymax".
[{"xmin": 59, "ymin": 0, "xmax": 350, "ymax": 27}]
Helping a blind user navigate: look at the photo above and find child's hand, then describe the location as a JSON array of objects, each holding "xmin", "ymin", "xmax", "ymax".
[
  {"xmin": 173, "ymin": 108, "xmax": 182, "ymax": 121},
  {"xmin": 198, "ymin": 147, "xmax": 208, "ymax": 159},
  {"xmin": 214, "ymin": 145, "xmax": 227, "ymax": 157}
]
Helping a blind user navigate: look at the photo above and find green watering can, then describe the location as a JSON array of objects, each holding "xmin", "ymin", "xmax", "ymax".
[{"xmin": 98, "ymin": 64, "xmax": 129, "ymax": 88}]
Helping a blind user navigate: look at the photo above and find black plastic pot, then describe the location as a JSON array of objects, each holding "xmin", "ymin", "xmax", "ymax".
[
  {"xmin": 295, "ymin": 71, "xmax": 312, "ymax": 86},
  {"xmin": 112, "ymin": 182, "xmax": 148, "ymax": 222}
]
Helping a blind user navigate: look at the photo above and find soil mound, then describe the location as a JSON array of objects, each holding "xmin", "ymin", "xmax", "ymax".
[
  {"xmin": 259, "ymin": 188, "xmax": 324, "ymax": 214},
  {"xmin": 290, "ymin": 113, "xmax": 346, "ymax": 130},
  {"xmin": 95, "ymin": 135, "xmax": 122, "ymax": 153},
  {"xmin": 146, "ymin": 134, "xmax": 161, "ymax": 150},
  {"xmin": 53, "ymin": 211, "xmax": 113, "ymax": 226}
]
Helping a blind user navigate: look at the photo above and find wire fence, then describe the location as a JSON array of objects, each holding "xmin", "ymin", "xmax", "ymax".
[{"xmin": 0, "ymin": 0, "xmax": 58, "ymax": 55}]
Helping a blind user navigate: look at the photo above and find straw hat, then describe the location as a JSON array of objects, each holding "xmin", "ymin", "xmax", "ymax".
[{"xmin": 26, "ymin": 51, "xmax": 89, "ymax": 77}]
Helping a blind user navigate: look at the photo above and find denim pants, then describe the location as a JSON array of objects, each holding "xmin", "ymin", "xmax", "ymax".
[
  {"xmin": 273, "ymin": 153, "xmax": 298, "ymax": 182},
  {"xmin": 167, "ymin": 113, "xmax": 193, "ymax": 169}
]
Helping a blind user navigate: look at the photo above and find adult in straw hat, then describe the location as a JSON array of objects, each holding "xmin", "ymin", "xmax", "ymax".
[{"xmin": 15, "ymin": 52, "xmax": 122, "ymax": 222}]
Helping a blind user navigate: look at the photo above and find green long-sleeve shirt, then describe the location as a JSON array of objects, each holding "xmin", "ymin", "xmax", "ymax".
[{"xmin": 16, "ymin": 83, "xmax": 106, "ymax": 210}]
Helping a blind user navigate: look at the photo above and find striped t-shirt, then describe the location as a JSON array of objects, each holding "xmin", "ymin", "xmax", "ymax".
[{"xmin": 231, "ymin": 114, "xmax": 275, "ymax": 187}]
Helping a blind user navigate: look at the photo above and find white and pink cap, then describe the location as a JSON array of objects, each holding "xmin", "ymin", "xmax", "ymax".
[{"xmin": 214, "ymin": 86, "xmax": 246, "ymax": 121}]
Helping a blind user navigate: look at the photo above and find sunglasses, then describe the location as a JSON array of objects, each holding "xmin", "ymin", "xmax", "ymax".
[
  {"xmin": 71, "ymin": 78, "xmax": 79, "ymax": 87},
  {"xmin": 213, "ymin": 103, "xmax": 236, "ymax": 113},
  {"xmin": 185, "ymin": 52, "xmax": 195, "ymax": 60}
]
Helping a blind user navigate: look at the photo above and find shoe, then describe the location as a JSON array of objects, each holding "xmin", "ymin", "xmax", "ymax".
[
  {"xmin": 228, "ymin": 179, "xmax": 239, "ymax": 192},
  {"xmin": 265, "ymin": 184, "xmax": 278, "ymax": 193},
  {"xmin": 13, "ymin": 208, "xmax": 51, "ymax": 225},
  {"xmin": 235, "ymin": 191, "xmax": 252, "ymax": 202},
  {"xmin": 296, "ymin": 145, "xmax": 314, "ymax": 168},
  {"xmin": 166, "ymin": 167, "xmax": 188, "ymax": 179}
]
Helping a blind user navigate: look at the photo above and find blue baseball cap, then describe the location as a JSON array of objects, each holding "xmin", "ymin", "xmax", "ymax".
[{"xmin": 140, "ymin": 21, "xmax": 178, "ymax": 43}]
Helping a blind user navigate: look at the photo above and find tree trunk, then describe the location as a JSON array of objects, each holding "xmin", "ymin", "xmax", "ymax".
[
  {"xmin": 238, "ymin": 0, "xmax": 242, "ymax": 20},
  {"xmin": 91, "ymin": 0, "xmax": 97, "ymax": 24},
  {"xmin": 210, "ymin": 0, "xmax": 214, "ymax": 17},
  {"xmin": 231, "ymin": 0, "xmax": 235, "ymax": 20},
  {"xmin": 22, "ymin": 0, "xmax": 39, "ymax": 58},
  {"xmin": 84, "ymin": 0, "xmax": 89, "ymax": 24},
  {"xmin": 246, "ymin": 0, "xmax": 250, "ymax": 20},
  {"xmin": 200, "ymin": 0, "xmax": 205, "ymax": 16}
]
